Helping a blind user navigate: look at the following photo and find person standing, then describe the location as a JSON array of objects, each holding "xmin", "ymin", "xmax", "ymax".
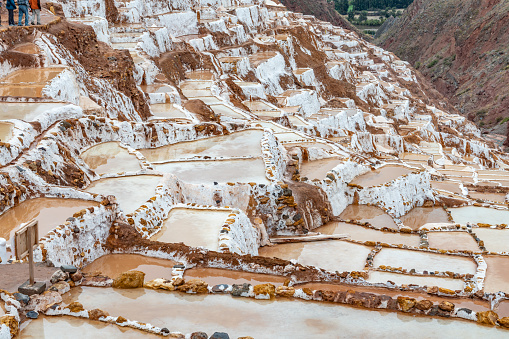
[
  {"xmin": 7, "ymin": 0, "xmax": 16, "ymax": 26},
  {"xmin": 29, "ymin": 0, "xmax": 40, "ymax": 25},
  {"xmin": 18, "ymin": 0, "xmax": 29, "ymax": 26}
]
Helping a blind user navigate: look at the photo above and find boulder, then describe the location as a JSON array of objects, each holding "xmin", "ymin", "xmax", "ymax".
[
  {"xmin": 88, "ymin": 308, "xmax": 109, "ymax": 320},
  {"xmin": 26, "ymin": 311, "xmax": 39, "ymax": 319},
  {"xmin": 0, "ymin": 315, "xmax": 18, "ymax": 337},
  {"xmin": 71, "ymin": 271, "xmax": 83, "ymax": 282},
  {"xmin": 210, "ymin": 332, "xmax": 230, "ymax": 339},
  {"xmin": 144, "ymin": 279, "xmax": 175, "ymax": 291},
  {"xmin": 190, "ymin": 332, "xmax": 208, "ymax": 339},
  {"xmin": 50, "ymin": 270, "xmax": 68, "ymax": 284},
  {"xmin": 176, "ymin": 279, "xmax": 208, "ymax": 294},
  {"xmin": 498, "ymin": 317, "xmax": 509, "ymax": 328},
  {"xmin": 477, "ymin": 311, "xmax": 499, "ymax": 326},
  {"xmin": 212, "ymin": 284, "xmax": 230, "ymax": 293},
  {"xmin": 253, "ymin": 284, "xmax": 276, "ymax": 299},
  {"xmin": 112, "ymin": 271, "xmax": 145, "ymax": 289},
  {"xmin": 50, "ymin": 281, "xmax": 70, "ymax": 294},
  {"xmin": 438, "ymin": 301, "xmax": 455, "ymax": 312},
  {"xmin": 397, "ymin": 297, "xmax": 416, "ymax": 312},
  {"xmin": 27, "ymin": 291, "xmax": 62, "ymax": 312},
  {"xmin": 415, "ymin": 299, "xmax": 433, "ymax": 311},
  {"xmin": 65, "ymin": 301, "xmax": 84, "ymax": 313},
  {"xmin": 232, "ymin": 283, "xmax": 251, "ymax": 297},
  {"xmin": 275, "ymin": 286, "xmax": 295, "ymax": 298}
]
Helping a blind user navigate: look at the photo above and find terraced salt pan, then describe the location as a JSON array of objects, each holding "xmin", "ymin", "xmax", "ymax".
[
  {"xmin": 0, "ymin": 121, "xmax": 14, "ymax": 142},
  {"xmin": 80, "ymin": 142, "xmax": 141, "ymax": 175},
  {"xmin": 12, "ymin": 43, "xmax": 40, "ymax": 54},
  {"xmin": 258, "ymin": 240, "xmax": 371, "ymax": 272},
  {"xmin": 0, "ymin": 198, "xmax": 99, "ymax": 243},
  {"xmin": 0, "ymin": 102, "xmax": 67, "ymax": 121},
  {"xmin": 339, "ymin": 205, "xmax": 398, "ymax": 230},
  {"xmin": 149, "ymin": 103, "xmax": 188, "ymax": 119},
  {"xmin": 20, "ymin": 316, "xmax": 159, "ymax": 338},
  {"xmin": 349, "ymin": 165, "xmax": 413, "ymax": 187},
  {"xmin": 82, "ymin": 254, "xmax": 176, "ymax": 281},
  {"xmin": 179, "ymin": 81, "xmax": 211, "ymax": 90},
  {"xmin": 250, "ymin": 121, "xmax": 288, "ymax": 133},
  {"xmin": 427, "ymin": 232, "xmax": 480, "ymax": 252},
  {"xmin": 469, "ymin": 191, "xmax": 507, "ymax": 203},
  {"xmin": 287, "ymin": 115, "xmax": 310, "ymax": 126},
  {"xmin": 140, "ymin": 129, "xmax": 263, "ymax": 162},
  {"xmin": 483, "ymin": 256, "xmax": 509, "ymax": 294},
  {"xmin": 315, "ymin": 221, "xmax": 419, "ymax": 247},
  {"xmin": 85, "ymin": 175, "xmax": 161, "ymax": 214},
  {"xmin": 154, "ymin": 158, "xmax": 270, "ymax": 184},
  {"xmin": 210, "ymin": 104, "xmax": 249, "ymax": 119},
  {"xmin": 192, "ymin": 96, "xmax": 222, "ymax": 104},
  {"xmin": 185, "ymin": 70, "xmax": 214, "ymax": 80},
  {"xmin": 300, "ymin": 158, "xmax": 343, "ymax": 180},
  {"xmin": 373, "ymin": 248, "xmax": 477, "ymax": 274},
  {"xmin": 140, "ymin": 84, "xmax": 175, "ymax": 93},
  {"xmin": 0, "ymin": 67, "xmax": 64, "ymax": 84},
  {"xmin": 150, "ymin": 208, "xmax": 231, "ymax": 251},
  {"xmin": 243, "ymin": 101, "xmax": 276, "ymax": 112},
  {"xmin": 400, "ymin": 207, "xmax": 450, "ymax": 230},
  {"xmin": 449, "ymin": 206, "xmax": 509, "ymax": 225},
  {"xmin": 431, "ymin": 181, "xmax": 461, "ymax": 194},
  {"xmin": 184, "ymin": 268, "xmax": 287, "ymax": 286},
  {"xmin": 473, "ymin": 228, "xmax": 509, "ymax": 253},
  {"xmin": 63, "ymin": 287, "xmax": 505, "ymax": 338},
  {"xmin": 274, "ymin": 132, "xmax": 311, "ymax": 143},
  {"xmin": 368, "ymin": 271, "xmax": 464, "ymax": 290}
]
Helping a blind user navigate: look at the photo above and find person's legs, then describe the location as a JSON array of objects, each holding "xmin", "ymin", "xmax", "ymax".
[
  {"xmin": 18, "ymin": 6, "xmax": 23, "ymax": 26},
  {"xmin": 25, "ymin": 7, "xmax": 30, "ymax": 26},
  {"xmin": 35, "ymin": 9, "xmax": 41, "ymax": 25},
  {"xmin": 8, "ymin": 9, "xmax": 14, "ymax": 25}
]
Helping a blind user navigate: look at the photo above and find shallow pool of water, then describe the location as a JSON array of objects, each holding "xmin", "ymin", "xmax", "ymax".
[
  {"xmin": 259, "ymin": 240, "xmax": 371, "ymax": 272},
  {"xmin": 149, "ymin": 103, "xmax": 188, "ymax": 119},
  {"xmin": 85, "ymin": 175, "xmax": 161, "ymax": 214},
  {"xmin": 473, "ymin": 228, "xmax": 509, "ymax": 253},
  {"xmin": 80, "ymin": 142, "xmax": 141, "ymax": 175},
  {"xmin": 62, "ymin": 287, "xmax": 505, "ymax": 338},
  {"xmin": 154, "ymin": 158, "xmax": 270, "ymax": 184},
  {"xmin": 0, "ymin": 102, "xmax": 68, "ymax": 121},
  {"xmin": 339, "ymin": 205, "xmax": 398, "ymax": 230},
  {"xmin": 0, "ymin": 122, "xmax": 14, "ymax": 142},
  {"xmin": 82, "ymin": 254, "xmax": 176, "ymax": 281},
  {"xmin": 400, "ymin": 207, "xmax": 450, "ymax": 230},
  {"xmin": 367, "ymin": 271, "xmax": 464, "ymax": 291},
  {"xmin": 140, "ymin": 129, "xmax": 263, "ymax": 162},
  {"xmin": 315, "ymin": 221, "xmax": 419, "ymax": 247},
  {"xmin": 349, "ymin": 165, "xmax": 413, "ymax": 187},
  {"xmin": 373, "ymin": 248, "xmax": 477, "ymax": 274},
  {"xmin": 449, "ymin": 206, "xmax": 509, "ymax": 225},
  {"xmin": 210, "ymin": 104, "xmax": 248, "ymax": 119},
  {"xmin": 431, "ymin": 181, "xmax": 461, "ymax": 194},
  {"xmin": 300, "ymin": 158, "xmax": 343, "ymax": 181},
  {"xmin": 150, "ymin": 208, "xmax": 231, "ymax": 251},
  {"xmin": 427, "ymin": 232, "xmax": 480, "ymax": 252},
  {"xmin": 20, "ymin": 316, "xmax": 159, "ymax": 338},
  {"xmin": 0, "ymin": 67, "xmax": 64, "ymax": 84},
  {"xmin": 483, "ymin": 255, "xmax": 509, "ymax": 294},
  {"xmin": 469, "ymin": 191, "xmax": 507, "ymax": 203},
  {"xmin": 0, "ymin": 198, "xmax": 99, "ymax": 243}
]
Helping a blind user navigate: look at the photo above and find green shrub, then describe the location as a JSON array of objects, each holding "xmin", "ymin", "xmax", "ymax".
[{"xmin": 427, "ymin": 59, "xmax": 439, "ymax": 68}]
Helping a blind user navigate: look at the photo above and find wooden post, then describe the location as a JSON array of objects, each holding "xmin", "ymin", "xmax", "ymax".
[{"xmin": 27, "ymin": 224, "xmax": 34, "ymax": 286}]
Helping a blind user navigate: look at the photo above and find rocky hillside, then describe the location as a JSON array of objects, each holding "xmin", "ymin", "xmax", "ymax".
[
  {"xmin": 276, "ymin": 0, "xmax": 358, "ymax": 31},
  {"xmin": 376, "ymin": 0, "xmax": 509, "ymax": 145}
]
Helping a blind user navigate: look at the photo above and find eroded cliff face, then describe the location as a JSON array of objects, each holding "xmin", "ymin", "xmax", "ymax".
[{"xmin": 376, "ymin": 0, "xmax": 509, "ymax": 145}]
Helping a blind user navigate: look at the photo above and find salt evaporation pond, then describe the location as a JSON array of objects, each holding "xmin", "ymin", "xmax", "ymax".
[
  {"xmin": 367, "ymin": 271, "xmax": 465, "ymax": 290},
  {"xmin": 82, "ymin": 254, "xmax": 176, "ymax": 281},
  {"xmin": 149, "ymin": 103, "xmax": 188, "ymax": 119},
  {"xmin": 449, "ymin": 206, "xmax": 509, "ymax": 225},
  {"xmin": 184, "ymin": 268, "xmax": 287, "ymax": 286},
  {"xmin": 400, "ymin": 207, "xmax": 450, "ymax": 230},
  {"xmin": 258, "ymin": 240, "xmax": 371, "ymax": 272},
  {"xmin": 85, "ymin": 175, "xmax": 161, "ymax": 214},
  {"xmin": 315, "ymin": 221, "xmax": 419, "ymax": 247},
  {"xmin": 154, "ymin": 158, "xmax": 270, "ymax": 184},
  {"xmin": 431, "ymin": 181, "xmax": 461, "ymax": 194},
  {"xmin": 140, "ymin": 129, "xmax": 263, "ymax": 162},
  {"xmin": 80, "ymin": 142, "xmax": 141, "ymax": 175},
  {"xmin": 373, "ymin": 248, "xmax": 477, "ymax": 274},
  {"xmin": 0, "ymin": 198, "xmax": 99, "ymax": 242},
  {"xmin": 483, "ymin": 255, "xmax": 509, "ymax": 294},
  {"xmin": 62, "ymin": 287, "xmax": 506, "ymax": 338},
  {"xmin": 300, "ymin": 158, "xmax": 343, "ymax": 180},
  {"xmin": 349, "ymin": 165, "xmax": 413, "ymax": 187},
  {"xmin": 20, "ymin": 316, "xmax": 159, "ymax": 338},
  {"xmin": 469, "ymin": 191, "xmax": 507, "ymax": 203},
  {"xmin": 0, "ymin": 102, "xmax": 67, "ymax": 121},
  {"xmin": 427, "ymin": 232, "xmax": 480, "ymax": 252},
  {"xmin": 150, "ymin": 208, "xmax": 231, "ymax": 251},
  {"xmin": 473, "ymin": 228, "xmax": 509, "ymax": 253},
  {"xmin": 339, "ymin": 205, "xmax": 398, "ymax": 229},
  {"xmin": 0, "ymin": 122, "xmax": 14, "ymax": 142}
]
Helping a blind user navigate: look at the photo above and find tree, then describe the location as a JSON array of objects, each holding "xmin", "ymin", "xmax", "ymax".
[
  {"xmin": 336, "ymin": 0, "xmax": 349, "ymax": 15},
  {"xmin": 359, "ymin": 10, "xmax": 368, "ymax": 22},
  {"xmin": 347, "ymin": 9, "xmax": 355, "ymax": 21}
]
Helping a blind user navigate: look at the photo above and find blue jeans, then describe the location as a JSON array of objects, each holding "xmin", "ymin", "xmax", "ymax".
[{"xmin": 18, "ymin": 5, "xmax": 29, "ymax": 26}]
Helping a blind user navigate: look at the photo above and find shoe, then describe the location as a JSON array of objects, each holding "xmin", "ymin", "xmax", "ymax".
[{"xmin": 31, "ymin": 22, "xmax": 34, "ymax": 25}]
